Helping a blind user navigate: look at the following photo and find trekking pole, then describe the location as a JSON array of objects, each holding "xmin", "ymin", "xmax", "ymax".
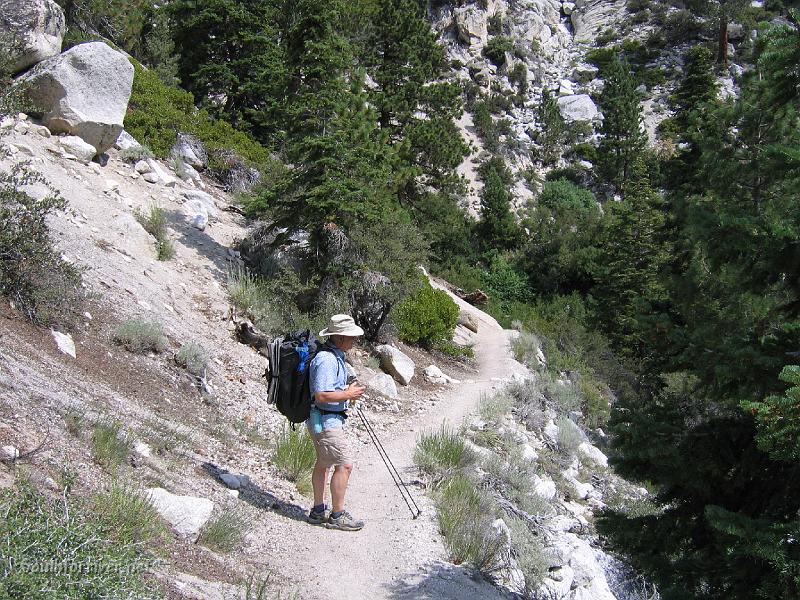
[{"xmin": 356, "ymin": 406, "xmax": 422, "ymax": 519}]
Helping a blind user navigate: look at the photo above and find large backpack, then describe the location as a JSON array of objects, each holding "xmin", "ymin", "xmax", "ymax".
[{"xmin": 266, "ymin": 330, "xmax": 326, "ymax": 424}]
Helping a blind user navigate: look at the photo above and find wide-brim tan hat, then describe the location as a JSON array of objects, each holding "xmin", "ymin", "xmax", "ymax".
[{"xmin": 319, "ymin": 314, "xmax": 364, "ymax": 338}]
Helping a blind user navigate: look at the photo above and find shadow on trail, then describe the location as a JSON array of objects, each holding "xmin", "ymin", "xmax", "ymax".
[
  {"xmin": 384, "ymin": 561, "xmax": 509, "ymax": 600},
  {"xmin": 200, "ymin": 462, "xmax": 308, "ymax": 523}
]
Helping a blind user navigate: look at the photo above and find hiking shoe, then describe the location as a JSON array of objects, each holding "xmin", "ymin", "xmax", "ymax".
[
  {"xmin": 307, "ymin": 507, "xmax": 328, "ymax": 525},
  {"xmin": 325, "ymin": 511, "xmax": 364, "ymax": 531}
]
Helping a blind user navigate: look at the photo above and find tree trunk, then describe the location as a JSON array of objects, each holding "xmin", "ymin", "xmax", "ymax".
[{"xmin": 717, "ymin": 14, "xmax": 729, "ymax": 67}]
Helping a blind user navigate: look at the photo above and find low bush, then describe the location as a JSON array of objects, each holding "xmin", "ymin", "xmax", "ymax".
[
  {"xmin": 414, "ymin": 425, "xmax": 475, "ymax": 482},
  {"xmin": 483, "ymin": 36, "xmax": 514, "ymax": 66},
  {"xmin": 134, "ymin": 204, "xmax": 174, "ymax": 261},
  {"xmin": 435, "ymin": 340, "xmax": 475, "ymax": 359},
  {"xmin": 556, "ymin": 415, "xmax": 583, "ymax": 456},
  {"xmin": 579, "ymin": 377, "xmax": 611, "ymax": 429},
  {"xmin": 541, "ymin": 375, "xmax": 582, "ymax": 415},
  {"xmin": 435, "ymin": 473, "xmax": 506, "ymax": 573},
  {"xmin": 0, "ymin": 483, "xmax": 160, "ymax": 599},
  {"xmin": 93, "ymin": 480, "xmax": 166, "ymax": 544},
  {"xmin": 511, "ymin": 331, "xmax": 544, "ymax": 370},
  {"xmin": 393, "ymin": 282, "xmax": 459, "ymax": 348},
  {"xmin": 92, "ymin": 421, "xmax": 131, "ymax": 471},
  {"xmin": 478, "ymin": 391, "xmax": 514, "ymax": 423},
  {"xmin": 198, "ymin": 506, "xmax": 249, "ymax": 553},
  {"xmin": 273, "ymin": 426, "xmax": 316, "ymax": 486},
  {"xmin": 507, "ymin": 516, "xmax": 551, "ymax": 597},
  {"xmin": 176, "ymin": 342, "xmax": 208, "ymax": 377},
  {"xmin": 113, "ymin": 319, "xmax": 168, "ymax": 354},
  {"xmin": 664, "ymin": 10, "xmax": 701, "ymax": 43},
  {"xmin": 118, "ymin": 145, "xmax": 154, "ymax": 163}
]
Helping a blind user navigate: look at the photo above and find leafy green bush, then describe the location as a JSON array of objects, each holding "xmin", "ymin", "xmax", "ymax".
[
  {"xmin": 113, "ymin": 319, "xmax": 168, "ymax": 354},
  {"xmin": 176, "ymin": 342, "xmax": 208, "ymax": 376},
  {"xmin": 0, "ymin": 483, "xmax": 160, "ymax": 599},
  {"xmin": 414, "ymin": 425, "xmax": 475, "ymax": 482},
  {"xmin": 92, "ymin": 421, "xmax": 131, "ymax": 471},
  {"xmin": 393, "ymin": 282, "xmax": 459, "ymax": 348},
  {"xmin": 483, "ymin": 36, "xmax": 514, "ymax": 66},
  {"xmin": 273, "ymin": 426, "xmax": 316, "ymax": 487}
]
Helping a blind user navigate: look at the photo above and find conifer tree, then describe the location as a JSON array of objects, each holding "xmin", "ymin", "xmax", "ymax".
[
  {"xmin": 597, "ymin": 57, "xmax": 646, "ymax": 193},
  {"xmin": 591, "ymin": 156, "xmax": 669, "ymax": 360},
  {"xmin": 537, "ymin": 88, "xmax": 566, "ymax": 165},
  {"xmin": 476, "ymin": 158, "xmax": 520, "ymax": 252},
  {"xmin": 167, "ymin": 0, "xmax": 283, "ymax": 133}
]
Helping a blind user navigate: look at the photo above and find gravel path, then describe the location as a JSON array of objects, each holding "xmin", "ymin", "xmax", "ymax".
[{"xmin": 268, "ymin": 285, "xmax": 529, "ymax": 600}]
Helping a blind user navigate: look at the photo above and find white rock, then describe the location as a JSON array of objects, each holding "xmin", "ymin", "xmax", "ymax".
[
  {"xmin": 521, "ymin": 444, "xmax": 538, "ymax": 462},
  {"xmin": 557, "ymin": 94, "xmax": 600, "ymax": 122},
  {"xmin": 114, "ymin": 130, "xmax": 140, "ymax": 151},
  {"xmin": 533, "ymin": 475, "xmax": 557, "ymax": 500},
  {"xmin": 491, "ymin": 518, "xmax": 511, "ymax": 543},
  {"xmin": 50, "ymin": 329, "xmax": 76, "ymax": 358},
  {"xmin": 539, "ymin": 565, "xmax": 574, "ymax": 599},
  {"xmin": 367, "ymin": 372, "xmax": 398, "ymax": 399},
  {"xmin": 423, "ymin": 365, "xmax": 459, "ymax": 385},
  {"xmin": 578, "ymin": 442, "xmax": 608, "ymax": 468},
  {"xmin": 375, "ymin": 345, "xmax": 415, "ymax": 386},
  {"xmin": 558, "ymin": 79, "xmax": 575, "ymax": 96},
  {"xmin": 454, "ymin": 5, "xmax": 488, "ymax": 47},
  {"xmin": 146, "ymin": 488, "xmax": 214, "ymax": 539},
  {"xmin": 171, "ymin": 133, "xmax": 207, "ymax": 169},
  {"xmin": 0, "ymin": 0, "xmax": 65, "ymax": 73},
  {"xmin": 544, "ymin": 419, "xmax": 559, "ymax": 443},
  {"xmin": 547, "ymin": 515, "xmax": 577, "ymax": 532},
  {"xmin": 182, "ymin": 190, "xmax": 218, "ymax": 219},
  {"xmin": 189, "ymin": 212, "xmax": 209, "ymax": 231},
  {"xmin": 145, "ymin": 158, "xmax": 177, "ymax": 187},
  {"xmin": 728, "ymin": 22, "xmax": 745, "ymax": 41},
  {"xmin": 134, "ymin": 160, "xmax": 152, "ymax": 174},
  {"xmin": 562, "ymin": 1, "xmax": 576, "ymax": 15},
  {"xmin": 0, "ymin": 446, "xmax": 20, "ymax": 460},
  {"xmin": 143, "ymin": 171, "xmax": 160, "ymax": 184},
  {"xmin": 134, "ymin": 441, "xmax": 152, "ymax": 458},
  {"xmin": 21, "ymin": 42, "xmax": 134, "ymax": 153},
  {"xmin": 57, "ymin": 135, "xmax": 95, "ymax": 163}
]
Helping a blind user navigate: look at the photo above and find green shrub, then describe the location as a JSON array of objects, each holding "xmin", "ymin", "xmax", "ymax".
[
  {"xmin": 507, "ymin": 516, "xmax": 551, "ymax": 596},
  {"xmin": 571, "ymin": 142, "xmax": 598, "ymax": 164},
  {"xmin": 92, "ymin": 421, "xmax": 131, "ymax": 471},
  {"xmin": 118, "ymin": 145, "xmax": 154, "ymax": 163},
  {"xmin": 134, "ymin": 204, "xmax": 174, "ymax": 261},
  {"xmin": 176, "ymin": 342, "xmax": 208, "ymax": 376},
  {"xmin": 664, "ymin": 10, "xmax": 701, "ymax": 43},
  {"xmin": 393, "ymin": 282, "xmax": 459, "ymax": 348},
  {"xmin": 113, "ymin": 319, "xmax": 168, "ymax": 354},
  {"xmin": 0, "ymin": 483, "xmax": 160, "ymax": 599},
  {"xmin": 198, "ymin": 506, "xmax": 249, "ymax": 553},
  {"xmin": 125, "ymin": 62, "xmax": 273, "ymax": 177},
  {"xmin": 273, "ymin": 426, "xmax": 316, "ymax": 485},
  {"xmin": 541, "ymin": 375, "xmax": 582, "ymax": 414},
  {"xmin": 414, "ymin": 425, "xmax": 475, "ymax": 482},
  {"xmin": 478, "ymin": 391, "xmax": 514, "ymax": 423},
  {"xmin": 511, "ymin": 331, "xmax": 544, "ymax": 370},
  {"xmin": 579, "ymin": 377, "xmax": 611, "ymax": 429},
  {"xmin": 483, "ymin": 36, "xmax": 514, "ymax": 66},
  {"xmin": 93, "ymin": 480, "xmax": 166, "ymax": 545},
  {"xmin": 435, "ymin": 473, "xmax": 505, "ymax": 572},
  {"xmin": 556, "ymin": 415, "xmax": 583, "ymax": 456},
  {"xmin": 435, "ymin": 340, "xmax": 475, "ymax": 359}
]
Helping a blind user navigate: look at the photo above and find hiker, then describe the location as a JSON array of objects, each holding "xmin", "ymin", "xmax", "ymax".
[{"xmin": 307, "ymin": 314, "xmax": 367, "ymax": 531}]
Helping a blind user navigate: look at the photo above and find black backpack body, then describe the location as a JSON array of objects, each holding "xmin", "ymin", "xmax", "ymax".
[{"xmin": 266, "ymin": 330, "xmax": 325, "ymax": 424}]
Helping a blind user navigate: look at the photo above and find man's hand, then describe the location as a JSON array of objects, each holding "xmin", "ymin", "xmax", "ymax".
[{"xmin": 347, "ymin": 382, "xmax": 366, "ymax": 400}]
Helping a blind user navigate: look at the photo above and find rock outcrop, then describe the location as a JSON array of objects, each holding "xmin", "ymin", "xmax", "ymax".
[
  {"xmin": 0, "ymin": 0, "xmax": 65, "ymax": 73},
  {"xmin": 21, "ymin": 41, "xmax": 134, "ymax": 154},
  {"xmin": 557, "ymin": 94, "xmax": 600, "ymax": 122},
  {"xmin": 375, "ymin": 345, "xmax": 415, "ymax": 386}
]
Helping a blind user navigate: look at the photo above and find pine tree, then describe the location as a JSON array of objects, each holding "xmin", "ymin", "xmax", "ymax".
[
  {"xmin": 476, "ymin": 158, "xmax": 520, "ymax": 252},
  {"xmin": 537, "ymin": 88, "xmax": 565, "ymax": 165},
  {"xmin": 597, "ymin": 57, "xmax": 646, "ymax": 193},
  {"xmin": 591, "ymin": 156, "xmax": 669, "ymax": 360},
  {"xmin": 167, "ymin": 0, "xmax": 283, "ymax": 134}
]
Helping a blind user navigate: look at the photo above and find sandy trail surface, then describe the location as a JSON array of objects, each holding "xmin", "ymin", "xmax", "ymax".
[{"xmin": 268, "ymin": 285, "xmax": 529, "ymax": 600}]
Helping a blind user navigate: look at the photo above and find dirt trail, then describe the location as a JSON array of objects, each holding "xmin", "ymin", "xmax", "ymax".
[{"xmin": 267, "ymin": 286, "xmax": 529, "ymax": 600}]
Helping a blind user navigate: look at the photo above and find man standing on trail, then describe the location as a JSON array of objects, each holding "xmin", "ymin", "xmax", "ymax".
[{"xmin": 307, "ymin": 314, "xmax": 367, "ymax": 531}]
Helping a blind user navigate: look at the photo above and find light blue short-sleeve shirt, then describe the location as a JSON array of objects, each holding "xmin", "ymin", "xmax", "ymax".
[{"xmin": 308, "ymin": 344, "xmax": 348, "ymax": 430}]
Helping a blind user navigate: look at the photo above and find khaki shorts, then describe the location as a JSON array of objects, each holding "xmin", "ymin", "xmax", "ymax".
[{"xmin": 311, "ymin": 427, "xmax": 353, "ymax": 468}]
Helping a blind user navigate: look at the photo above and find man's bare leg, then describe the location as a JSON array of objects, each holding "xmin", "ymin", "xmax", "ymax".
[{"xmin": 330, "ymin": 463, "xmax": 353, "ymax": 513}]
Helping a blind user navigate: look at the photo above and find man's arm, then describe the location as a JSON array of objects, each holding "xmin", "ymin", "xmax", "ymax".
[{"xmin": 315, "ymin": 383, "xmax": 365, "ymax": 404}]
